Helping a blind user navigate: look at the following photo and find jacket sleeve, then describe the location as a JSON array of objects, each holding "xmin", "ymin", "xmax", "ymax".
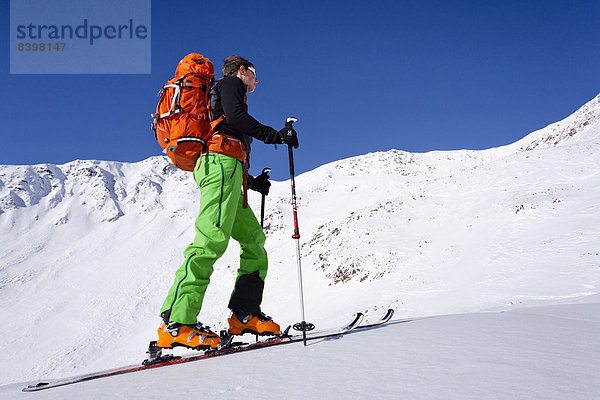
[{"xmin": 220, "ymin": 77, "xmax": 279, "ymax": 143}]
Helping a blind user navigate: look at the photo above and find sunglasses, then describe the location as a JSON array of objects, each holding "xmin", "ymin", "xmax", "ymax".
[{"xmin": 247, "ymin": 66, "xmax": 257, "ymax": 78}]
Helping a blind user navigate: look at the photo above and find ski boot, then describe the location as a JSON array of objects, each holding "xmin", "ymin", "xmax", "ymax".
[
  {"xmin": 157, "ymin": 321, "xmax": 220, "ymax": 350},
  {"xmin": 228, "ymin": 310, "xmax": 281, "ymax": 336}
]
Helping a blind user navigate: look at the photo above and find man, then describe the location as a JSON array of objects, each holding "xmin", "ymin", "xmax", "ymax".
[{"xmin": 156, "ymin": 55, "xmax": 298, "ymax": 350}]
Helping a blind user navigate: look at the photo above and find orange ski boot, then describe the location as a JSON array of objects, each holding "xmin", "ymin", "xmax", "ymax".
[
  {"xmin": 157, "ymin": 321, "xmax": 220, "ymax": 350},
  {"xmin": 228, "ymin": 310, "xmax": 281, "ymax": 336}
]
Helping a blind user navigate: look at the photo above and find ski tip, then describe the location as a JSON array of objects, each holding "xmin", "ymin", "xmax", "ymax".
[
  {"xmin": 344, "ymin": 312, "xmax": 364, "ymax": 331},
  {"xmin": 22, "ymin": 382, "xmax": 49, "ymax": 392},
  {"xmin": 383, "ymin": 308, "xmax": 395, "ymax": 322}
]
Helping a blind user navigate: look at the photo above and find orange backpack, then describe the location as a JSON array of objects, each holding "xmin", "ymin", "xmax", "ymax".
[{"xmin": 151, "ymin": 53, "xmax": 223, "ymax": 171}]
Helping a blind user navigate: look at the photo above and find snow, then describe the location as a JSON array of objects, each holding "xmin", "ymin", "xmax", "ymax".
[
  {"xmin": 0, "ymin": 93, "xmax": 599, "ymax": 398},
  {"xmin": 2, "ymin": 301, "xmax": 599, "ymax": 399}
]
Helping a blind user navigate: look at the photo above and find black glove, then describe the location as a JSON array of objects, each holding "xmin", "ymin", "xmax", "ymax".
[
  {"xmin": 277, "ymin": 126, "xmax": 299, "ymax": 149},
  {"xmin": 247, "ymin": 171, "xmax": 271, "ymax": 196}
]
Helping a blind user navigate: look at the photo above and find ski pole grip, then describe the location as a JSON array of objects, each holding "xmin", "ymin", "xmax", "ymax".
[
  {"xmin": 286, "ymin": 116, "xmax": 297, "ymax": 128},
  {"xmin": 285, "ymin": 117, "xmax": 298, "ymax": 151},
  {"xmin": 261, "ymin": 167, "xmax": 271, "ymax": 178}
]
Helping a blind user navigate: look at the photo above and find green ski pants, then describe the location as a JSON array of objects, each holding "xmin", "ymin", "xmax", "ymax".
[{"xmin": 160, "ymin": 153, "xmax": 268, "ymax": 325}]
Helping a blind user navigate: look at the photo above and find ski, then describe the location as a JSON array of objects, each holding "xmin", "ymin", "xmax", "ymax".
[
  {"xmin": 23, "ymin": 310, "xmax": 384, "ymax": 392},
  {"xmin": 359, "ymin": 308, "xmax": 394, "ymax": 329}
]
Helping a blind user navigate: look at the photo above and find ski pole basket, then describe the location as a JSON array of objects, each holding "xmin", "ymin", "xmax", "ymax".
[{"xmin": 293, "ymin": 321, "xmax": 315, "ymax": 332}]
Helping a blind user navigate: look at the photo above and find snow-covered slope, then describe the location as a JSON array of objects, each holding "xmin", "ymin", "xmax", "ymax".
[
  {"xmin": 1, "ymin": 94, "xmax": 599, "ymax": 387},
  {"xmin": 2, "ymin": 301, "xmax": 599, "ymax": 400}
]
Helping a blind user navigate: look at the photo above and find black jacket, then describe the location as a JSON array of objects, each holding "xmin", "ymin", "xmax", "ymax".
[{"xmin": 210, "ymin": 76, "xmax": 278, "ymax": 151}]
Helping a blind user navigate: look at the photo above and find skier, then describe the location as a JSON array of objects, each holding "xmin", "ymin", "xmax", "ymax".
[{"xmin": 157, "ymin": 55, "xmax": 299, "ymax": 350}]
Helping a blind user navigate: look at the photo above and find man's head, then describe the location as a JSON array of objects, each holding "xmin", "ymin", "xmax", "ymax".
[{"xmin": 223, "ymin": 55, "xmax": 258, "ymax": 93}]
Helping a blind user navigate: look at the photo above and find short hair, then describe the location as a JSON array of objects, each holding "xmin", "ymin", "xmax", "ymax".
[{"xmin": 222, "ymin": 55, "xmax": 254, "ymax": 77}]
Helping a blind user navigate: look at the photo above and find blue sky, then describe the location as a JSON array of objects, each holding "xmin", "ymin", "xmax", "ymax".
[{"xmin": 2, "ymin": 0, "xmax": 599, "ymax": 180}]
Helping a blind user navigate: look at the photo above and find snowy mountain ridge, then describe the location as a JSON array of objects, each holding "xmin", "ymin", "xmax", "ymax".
[
  {"xmin": 0, "ymin": 93, "xmax": 599, "ymax": 386},
  {"xmin": 1, "ymin": 94, "xmax": 598, "ymax": 219}
]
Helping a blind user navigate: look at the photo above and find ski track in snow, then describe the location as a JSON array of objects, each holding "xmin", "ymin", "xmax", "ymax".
[{"xmin": 0, "ymin": 94, "xmax": 599, "ymax": 395}]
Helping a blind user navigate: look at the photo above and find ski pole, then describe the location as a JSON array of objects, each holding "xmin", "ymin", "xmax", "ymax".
[
  {"xmin": 260, "ymin": 167, "xmax": 271, "ymax": 229},
  {"xmin": 285, "ymin": 117, "xmax": 314, "ymax": 346}
]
